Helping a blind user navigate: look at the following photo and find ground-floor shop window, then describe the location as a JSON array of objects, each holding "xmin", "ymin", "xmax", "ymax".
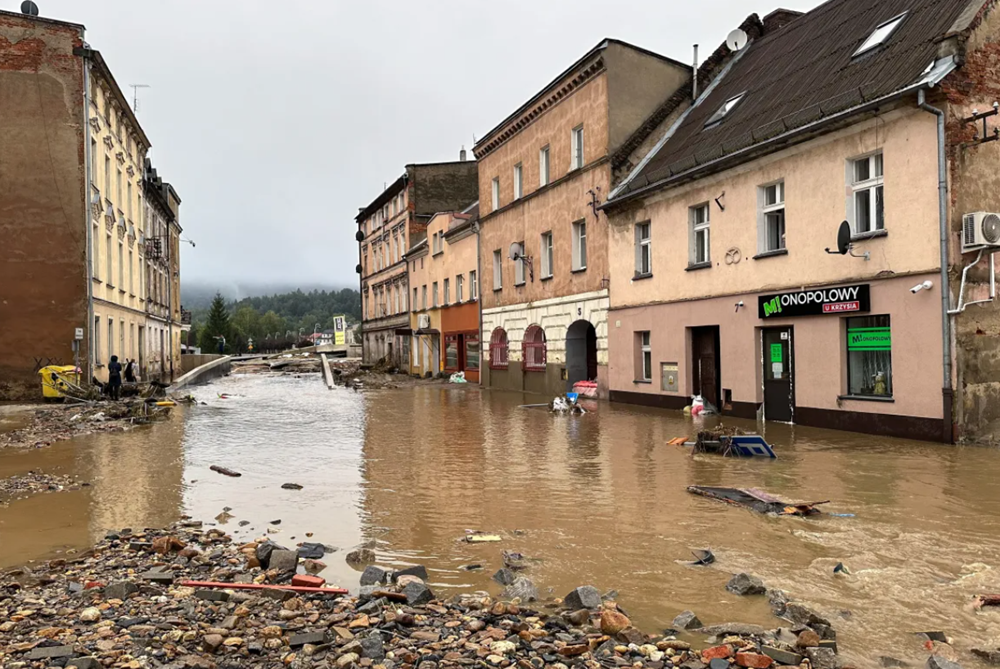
[
  {"xmin": 846, "ymin": 315, "xmax": 892, "ymax": 397},
  {"xmin": 445, "ymin": 335, "xmax": 460, "ymax": 371},
  {"xmin": 523, "ymin": 325, "xmax": 547, "ymax": 372},
  {"xmin": 465, "ymin": 334, "xmax": 480, "ymax": 371},
  {"xmin": 490, "ymin": 328, "xmax": 508, "ymax": 370}
]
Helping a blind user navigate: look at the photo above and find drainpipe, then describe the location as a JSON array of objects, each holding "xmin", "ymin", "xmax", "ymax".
[
  {"xmin": 81, "ymin": 34, "xmax": 95, "ymax": 384},
  {"xmin": 475, "ymin": 218, "xmax": 483, "ymax": 386},
  {"xmin": 917, "ymin": 88, "xmax": 953, "ymax": 443}
]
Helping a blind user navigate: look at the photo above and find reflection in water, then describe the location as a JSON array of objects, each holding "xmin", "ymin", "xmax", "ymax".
[{"xmin": 3, "ymin": 380, "xmax": 1000, "ymax": 667}]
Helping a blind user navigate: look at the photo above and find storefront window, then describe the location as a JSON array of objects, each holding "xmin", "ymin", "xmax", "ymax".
[
  {"xmin": 466, "ymin": 334, "xmax": 480, "ymax": 370},
  {"xmin": 445, "ymin": 335, "xmax": 459, "ymax": 371},
  {"xmin": 846, "ymin": 315, "xmax": 892, "ymax": 397}
]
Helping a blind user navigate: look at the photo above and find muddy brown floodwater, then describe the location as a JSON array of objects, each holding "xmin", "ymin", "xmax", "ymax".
[{"xmin": 2, "ymin": 375, "xmax": 1000, "ymax": 667}]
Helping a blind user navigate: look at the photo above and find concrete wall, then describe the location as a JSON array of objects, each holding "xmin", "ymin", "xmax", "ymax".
[
  {"xmin": 0, "ymin": 13, "xmax": 87, "ymax": 400},
  {"xmin": 941, "ymin": 5, "xmax": 1000, "ymax": 442},
  {"xmin": 606, "ymin": 109, "xmax": 942, "ymax": 308},
  {"xmin": 181, "ymin": 353, "xmax": 225, "ymax": 374},
  {"xmin": 171, "ymin": 355, "xmax": 231, "ymax": 392}
]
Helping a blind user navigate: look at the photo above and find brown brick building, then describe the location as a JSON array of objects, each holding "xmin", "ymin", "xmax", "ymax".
[
  {"xmin": 475, "ymin": 39, "xmax": 690, "ymax": 397},
  {"xmin": 356, "ymin": 160, "xmax": 478, "ymax": 367}
]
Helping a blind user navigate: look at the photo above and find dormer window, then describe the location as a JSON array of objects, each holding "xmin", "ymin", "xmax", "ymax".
[
  {"xmin": 705, "ymin": 93, "xmax": 745, "ymax": 127},
  {"xmin": 854, "ymin": 13, "xmax": 907, "ymax": 57}
]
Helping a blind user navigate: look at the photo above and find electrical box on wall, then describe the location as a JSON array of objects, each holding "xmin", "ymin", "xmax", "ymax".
[{"xmin": 661, "ymin": 362, "xmax": 679, "ymax": 392}]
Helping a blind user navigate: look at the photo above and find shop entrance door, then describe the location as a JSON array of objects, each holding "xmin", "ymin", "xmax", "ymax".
[
  {"xmin": 762, "ymin": 327, "xmax": 795, "ymax": 423},
  {"xmin": 691, "ymin": 326, "xmax": 721, "ymax": 410}
]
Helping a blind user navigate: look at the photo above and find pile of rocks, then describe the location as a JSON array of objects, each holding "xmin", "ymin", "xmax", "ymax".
[
  {"xmin": 0, "ymin": 470, "xmax": 84, "ymax": 505},
  {"xmin": 0, "ymin": 401, "xmax": 170, "ymax": 450}
]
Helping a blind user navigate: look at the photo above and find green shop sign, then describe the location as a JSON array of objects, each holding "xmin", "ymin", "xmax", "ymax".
[{"xmin": 848, "ymin": 327, "xmax": 891, "ymax": 351}]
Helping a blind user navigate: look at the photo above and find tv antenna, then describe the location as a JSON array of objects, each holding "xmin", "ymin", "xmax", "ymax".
[
  {"xmin": 726, "ymin": 28, "xmax": 748, "ymax": 52},
  {"xmin": 129, "ymin": 84, "xmax": 150, "ymax": 112},
  {"xmin": 20, "ymin": 1, "xmax": 39, "ymax": 16},
  {"xmin": 825, "ymin": 220, "xmax": 870, "ymax": 261}
]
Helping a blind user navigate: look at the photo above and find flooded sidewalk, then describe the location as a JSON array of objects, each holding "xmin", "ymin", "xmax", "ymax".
[{"xmin": 2, "ymin": 375, "xmax": 1000, "ymax": 667}]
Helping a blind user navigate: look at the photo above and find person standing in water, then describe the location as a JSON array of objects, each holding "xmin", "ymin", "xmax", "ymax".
[{"xmin": 107, "ymin": 355, "xmax": 123, "ymax": 401}]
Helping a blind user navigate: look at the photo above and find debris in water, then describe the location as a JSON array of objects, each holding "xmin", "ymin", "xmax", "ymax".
[
  {"xmin": 210, "ymin": 465, "xmax": 242, "ymax": 478},
  {"xmin": 281, "ymin": 483, "xmax": 304, "ymax": 490},
  {"xmin": 687, "ymin": 486, "xmax": 828, "ymax": 516},
  {"xmin": 688, "ymin": 548, "xmax": 716, "ymax": 566},
  {"xmin": 833, "ymin": 562, "xmax": 851, "ymax": 575},
  {"xmin": 464, "ymin": 533, "xmax": 502, "ymax": 543}
]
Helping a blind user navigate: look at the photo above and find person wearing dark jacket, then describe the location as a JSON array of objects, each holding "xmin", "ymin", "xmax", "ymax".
[
  {"xmin": 107, "ymin": 355, "xmax": 122, "ymax": 401},
  {"xmin": 124, "ymin": 359, "xmax": 136, "ymax": 383}
]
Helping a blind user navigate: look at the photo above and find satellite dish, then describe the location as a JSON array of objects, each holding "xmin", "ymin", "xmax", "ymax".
[
  {"xmin": 726, "ymin": 28, "xmax": 748, "ymax": 52},
  {"xmin": 508, "ymin": 242, "xmax": 523, "ymax": 261},
  {"xmin": 824, "ymin": 220, "xmax": 852, "ymax": 255},
  {"xmin": 20, "ymin": 0, "xmax": 39, "ymax": 15}
]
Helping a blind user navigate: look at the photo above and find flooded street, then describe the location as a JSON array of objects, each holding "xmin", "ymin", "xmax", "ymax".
[{"xmin": 3, "ymin": 376, "xmax": 1000, "ymax": 666}]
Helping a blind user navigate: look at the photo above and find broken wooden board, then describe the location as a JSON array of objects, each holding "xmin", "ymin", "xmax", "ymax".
[{"xmin": 687, "ymin": 486, "xmax": 827, "ymax": 516}]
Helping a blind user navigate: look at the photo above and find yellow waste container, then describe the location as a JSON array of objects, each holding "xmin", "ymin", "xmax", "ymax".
[{"xmin": 39, "ymin": 365, "xmax": 81, "ymax": 399}]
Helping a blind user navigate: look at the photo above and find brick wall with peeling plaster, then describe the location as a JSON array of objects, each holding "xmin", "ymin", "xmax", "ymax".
[{"xmin": 942, "ymin": 1, "xmax": 1000, "ymax": 441}]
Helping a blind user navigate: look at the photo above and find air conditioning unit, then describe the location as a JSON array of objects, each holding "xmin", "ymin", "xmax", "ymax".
[
  {"xmin": 418, "ymin": 314, "xmax": 431, "ymax": 329},
  {"xmin": 962, "ymin": 212, "xmax": 1000, "ymax": 252}
]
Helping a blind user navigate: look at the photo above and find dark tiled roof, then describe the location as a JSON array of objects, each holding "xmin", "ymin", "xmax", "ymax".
[{"xmin": 617, "ymin": 0, "xmax": 975, "ymax": 197}]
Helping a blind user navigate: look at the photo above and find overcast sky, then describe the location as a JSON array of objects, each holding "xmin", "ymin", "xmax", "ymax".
[{"xmin": 32, "ymin": 0, "xmax": 817, "ymax": 292}]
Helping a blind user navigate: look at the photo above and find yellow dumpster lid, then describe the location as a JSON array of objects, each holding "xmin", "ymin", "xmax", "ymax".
[{"xmin": 39, "ymin": 365, "xmax": 80, "ymax": 375}]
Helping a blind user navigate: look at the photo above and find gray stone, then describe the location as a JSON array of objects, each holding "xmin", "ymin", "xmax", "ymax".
[
  {"xmin": 67, "ymin": 658, "xmax": 102, "ymax": 669},
  {"xmin": 880, "ymin": 657, "xmax": 910, "ymax": 668},
  {"xmin": 501, "ymin": 576, "xmax": 539, "ymax": 602},
  {"xmin": 672, "ymin": 610, "xmax": 702, "ymax": 630},
  {"xmin": 357, "ymin": 585, "xmax": 379, "ymax": 601},
  {"xmin": 492, "ymin": 568, "xmax": 517, "ymax": 586},
  {"xmin": 346, "ymin": 548, "xmax": 376, "ymax": 566},
  {"xmin": 221, "ymin": 616, "xmax": 239, "ymax": 630},
  {"xmin": 269, "ymin": 549, "xmax": 299, "ymax": 575},
  {"xmin": 360, "ymin": 565, "xmax": 390, "ymax": 586},
  {"xmin": 402, "ymin": 581, "xmax": 435, "ymax": 606},
  {"xmin": 679, "ymin": 662, "xmax": 706, "ymax": 669},
  {"xmin": 255, "ymin": 540, "xmax": 288, "ymax": 569},
  {"xmin": 360, "ymin": 633, "xmax": 386, "ymax": 660},
  {"xmin": 709, "ymin": 660, "xmax": 729, "ymax": 669},
  {"xmin": 695, "ymin": 623, "xmax": 767, "ymax": 637},
  {"xmin": 927, "ymin": 658, "xmax": 963, "ymax": 669},
  {"xmin": 141, "ymin": 569, "xmax": 174, "ymax": 584},
  {"xmin": 104, "ymin": 581, "xmax": 138, "ymax": 600},
  {"xmin": 767, "ymin": 588, "xmax": 790, "ymax": 616},
  {"xmin": 762, "ymin": 646, "xmax": 803, "ymax": 666},
  {"xmin": 392, "ymin": 565, "xmax": 429, "ymax": 582},
  {"xmin": 726, "ymin": 573, "xmax": 766, "ymax": 596},
  {"xmin": 972, "ymin": 649, "xmax": 1000, "ymax": 665},
  {"xmin": 784, "ymin": 602, "xmax": 831, "ymax": 627},
  {"xmin": 357, "ymin": 598, "xmax": 387, "ymax": 615},
  {"xmin": 194, "ymin": 589, "xmax": 229, "ymax": 602},
  {"xmin": 806, "ymin": 647, "xmax": 841, "ymax": 669},
  {"xmin": 26, "ymin": 645, "xmax": 75, "ymax": 660},
  {"xmin": 290, "ymin": 631, "xmax": 329, "ymax": 647},
  {"xmin": 563, "ymin": 585, "xmax": 602, "ymax": 610}
]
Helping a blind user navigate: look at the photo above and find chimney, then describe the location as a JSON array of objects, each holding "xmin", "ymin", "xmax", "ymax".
[{"xmin": 460, "ymin": 146, "xmax": 467, "ymax": 162}]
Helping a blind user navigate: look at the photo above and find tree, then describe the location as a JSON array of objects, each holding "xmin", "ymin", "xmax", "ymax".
[{"xmin": 199, "ymin": 293, "xmax": 232, "ymax": 353}]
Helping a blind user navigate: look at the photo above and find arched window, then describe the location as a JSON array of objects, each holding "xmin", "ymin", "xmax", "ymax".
[
  {"xmin": 522, "ymin": 325, "xmax": 547, "ymax": 372},
  {"xmin": 490, "ymin": 328, "xmax": 509, "ymax": 370}
]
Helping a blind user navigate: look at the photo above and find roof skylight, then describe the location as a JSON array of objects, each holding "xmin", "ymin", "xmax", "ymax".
[
  {"xmin": 854, "ymin": 13, "xmax": 907, "ymax": 57},
  {"xmin": 705, "ymin": 93, "xmax": 745, "ymax": 127}
]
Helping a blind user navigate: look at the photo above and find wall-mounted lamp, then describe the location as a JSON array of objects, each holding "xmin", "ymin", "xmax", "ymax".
[
  {"xmin": 735, "ymin": 300, "xmax": 744, "ymax": 313},
  {"xmin": 509, "ymin": 242, "xmax": 534, "ymax": 282},
  {"xmin": 910, "ymin": 280, "xmax": 934, "ymax": 294}
]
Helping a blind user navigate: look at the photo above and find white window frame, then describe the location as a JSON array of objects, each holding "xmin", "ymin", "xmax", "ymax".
[
  {"xmin": 635, "ymin": 221, "xmax": 651, "ymax": 276},
  {"xmin": 571, "ymin": 125, "xmax": 584, "ymax": 170},
  {"xmin": 690, "ymin": 204, "xmax": 711, "ymax": 265},
  {"xmin": 571, "ymin": 220, "xmax": 587, "ymax": 271},
  {"xmin": 456, "ymin": 275, "xmax": 464, "ymax": 302},
  {"xmin": 854, "ymin": 13, "xmax": 907, "ymax": 57},
  {"xmin": 849, "ymin": 152, "xmax": 884, "ymax": 235},
  {"xmin": 640, "ymin": 331, "xmax": 651, "ymax": 382},
  {"xmin": 470, "ymin": 270, "xmax": 478, "ymax": 300},
  {"xmin": 514, "ymin": 241, "xmax": 526, "ymax": 285},
  {"xmin": 540, "ymin": 231, "xmax": 553, "ymax": 279},
  {"xmin": 493, "ymin": 250, "xmax": 502, "ymax": 290},
  {"xmin": 491, "ymin": 177, "xmax": 500, "ymax": 211},
  {"xmin": 758, "ymin": 181, "xmax": 786, "ymax": 253},
  {"xmin": 513, "ymin": 163, "xmax": 523, "ymax": 200},
  {"xmin": 539, "ymin": 145, "xmax": 550, "ymax": 187}
]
